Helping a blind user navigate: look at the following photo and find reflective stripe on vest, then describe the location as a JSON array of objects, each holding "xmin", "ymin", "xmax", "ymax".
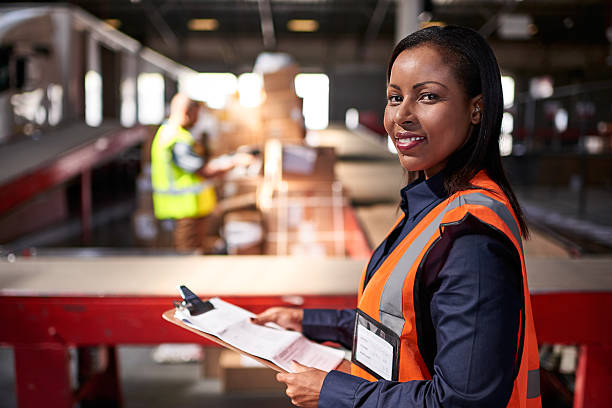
[
  {"xmin": 527, "ymin": 368, "xmax": 541, "ymax": 399},
  {"xmin": 153, "ymin": 181, "xmax": 213, "ymax": 195},
  {"xmin": 379, "ymin": 192, "xmax": 522, "ymax": 336}
]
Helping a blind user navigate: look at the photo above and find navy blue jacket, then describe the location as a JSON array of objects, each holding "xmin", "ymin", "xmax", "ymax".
[{"xmin": 302, "ymin": 172, "xmax": 523, "ymax": 407}]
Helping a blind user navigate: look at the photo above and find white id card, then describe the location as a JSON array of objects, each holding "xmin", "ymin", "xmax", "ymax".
[{"xmin": 352, "ymin": 309, "xmax": 400, "ymax": 381}]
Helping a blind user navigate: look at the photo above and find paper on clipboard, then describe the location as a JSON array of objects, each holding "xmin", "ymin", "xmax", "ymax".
[{"xmin": 170, "ymin": 297, "xmax": 345, "ymax": 373}]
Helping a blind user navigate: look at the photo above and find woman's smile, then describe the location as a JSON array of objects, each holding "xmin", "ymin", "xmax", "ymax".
[{"xmin": 394, "ymin": 131, "xmax": 426, "ymax": 153}]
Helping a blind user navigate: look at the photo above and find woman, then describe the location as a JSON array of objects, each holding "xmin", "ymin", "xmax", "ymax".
[{"xmin": 254, "ymin": 25, "xmax": 540, "ymax": 408}]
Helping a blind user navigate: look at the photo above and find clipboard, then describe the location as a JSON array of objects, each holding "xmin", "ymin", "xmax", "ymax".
[
  {"xmin": 162, "ymin": 285, "xmax": 346, "ymax": 374},
  {"xmin": 162, "ymin": 285, "xmax": 288, "ymax": 373},
  {"xmin": 162, "ymin": 309, "xmax": 288, "ymax": 373}
]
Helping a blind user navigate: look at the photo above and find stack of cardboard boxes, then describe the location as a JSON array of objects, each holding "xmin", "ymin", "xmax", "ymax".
[
  {"xmin": 213, "ymin": 100, "xmax": 264, "ymax": 155},
  {"xmin": 211, "ymin": 64, "xmax": 305, "ymax": 157},
  {"xmin": 260, "ymin": 143, "xmax": 347, "ymax": 257},
  {"xmin": 260, "ymin": 65, "xmax": 306, "ymax": 143}
]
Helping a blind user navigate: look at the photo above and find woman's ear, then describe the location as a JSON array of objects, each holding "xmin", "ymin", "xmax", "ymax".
[{"xmin": 470, "ymin": 95, "xmax": 483, "ymax": 125}]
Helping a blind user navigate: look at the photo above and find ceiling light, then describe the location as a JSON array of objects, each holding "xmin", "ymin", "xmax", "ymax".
[
  {"xmin": 104, "ymin": 19, "xmax": 121, "ymax": 29},
  {"xmin": 188, "ymin": 19, "xmax": 219, "ymax": 31},
  {"xmin": 287, "ymin": 19, "xmax": 319, "ymax": 32}
]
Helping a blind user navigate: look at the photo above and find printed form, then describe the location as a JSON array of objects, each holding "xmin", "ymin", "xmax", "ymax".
[{"xmin": 175, "ymin": 297, "xmax": 345, "ymax": 373}]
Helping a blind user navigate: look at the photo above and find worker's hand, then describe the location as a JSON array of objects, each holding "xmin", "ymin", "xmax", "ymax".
[
  {"xmin": 252, "ymin": 307, "xmax": 303, "ymax": 332},
  {"xmin": 201, "ymin": 156, "xmax": 234, "ymax": 178},
  {"xmin": 335, "ymin": 359, "xmax": 352, "ymax": 373},
  {"xmin": 277, "ymin": 361, "xmax": 326, "ymax": 408},
  {"xmin": 231, "ymin": 152, "xmax": 255, "ymax": 167}
]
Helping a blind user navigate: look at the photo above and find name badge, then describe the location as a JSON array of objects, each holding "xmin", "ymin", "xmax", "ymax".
[{"xmin": 351, "ymin": 309, "xmax": 400, "ymax": 381}]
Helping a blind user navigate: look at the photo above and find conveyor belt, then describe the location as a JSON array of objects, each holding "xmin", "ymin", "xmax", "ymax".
[
  {"xmin": 0, "ymin": 122, "xmax": 119, "ymax": 185},
  {"xmin": 1, "ymin": 255, "xmax": 610, "ymax": 295},
  {"xmin": 0, "ymin": 256, "xmax": 365, "ymax": 296},
  {"xmin": 0, "ymin": 122, "xmax": 150, "ymax": 214}
]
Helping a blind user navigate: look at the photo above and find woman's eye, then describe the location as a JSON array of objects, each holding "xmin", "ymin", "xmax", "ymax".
[
  {"xmin": 387, "ymin": 95, "xmax": 402, "ymax": 104},
  {"xmin": 418, "ymin": 93, "xmax": 439, "ymax": 102}
]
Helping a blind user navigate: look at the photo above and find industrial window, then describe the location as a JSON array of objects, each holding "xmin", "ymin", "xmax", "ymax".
[
  {"xmin": 138, "ymin": 73, "xmax": 165, "ymax": 125},
  {"xmin": 295, "ymin": 73, "xmax": 329, "ymax": 130}
]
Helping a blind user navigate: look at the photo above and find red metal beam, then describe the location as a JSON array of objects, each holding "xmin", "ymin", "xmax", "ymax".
[
  {"xmin": 574, "ymin": 344, "xmax": 612, "ymax": 408},
  {"xmin": 1, "ymin": 291, "xmax": 611, "ymax": 407},
  {"xmin": 14, "ymin": 344, "xmax": 73, "ymax": 408},
  {"xmin": 0, "ymin": 125, "xmax": 151, "ymax": 215},
  {"xmin": 0, "ymin": 294, "xmax": 357, "ymax": 346},
  {"xmin": 3, "ymin": 292, "xmax": 609, "ymax": 346},
  {"xmin": 531, "ymin": 292, "xmax": 612, "ymax": 345}
]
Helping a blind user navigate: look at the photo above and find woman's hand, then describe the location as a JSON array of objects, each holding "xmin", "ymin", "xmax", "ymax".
[
  {"xmin": 277, "ymin": 361, "xmax": 326, "ymax": 407},
  {"xmin": 252, "ymin": 307, "xmax": 304, "ymax": 332}
]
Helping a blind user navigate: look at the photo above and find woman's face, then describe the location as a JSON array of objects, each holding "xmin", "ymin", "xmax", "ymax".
[{"xmin": 384, "ymin": 45, "xmax": 481, "ymax": 178}]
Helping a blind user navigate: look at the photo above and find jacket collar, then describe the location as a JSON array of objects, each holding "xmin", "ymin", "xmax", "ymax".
[{"xmin": 399, "ymin": 170, "xmax": 448, "ymax": 221}]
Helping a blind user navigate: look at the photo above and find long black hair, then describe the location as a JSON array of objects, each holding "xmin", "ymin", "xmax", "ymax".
[{"xmin": 388, "ymin": 25, "xmax": 528, "ymax": 238}]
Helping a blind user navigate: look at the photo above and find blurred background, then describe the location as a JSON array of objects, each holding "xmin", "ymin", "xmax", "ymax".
[{"xmin": 0, "ymin": 1, "xmax": 610, "ymax": 407}]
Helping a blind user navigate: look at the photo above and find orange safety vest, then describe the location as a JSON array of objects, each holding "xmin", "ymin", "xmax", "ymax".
[{"xmin": 351, "ymin": 171, "xmax": 541, "ymax": 407}]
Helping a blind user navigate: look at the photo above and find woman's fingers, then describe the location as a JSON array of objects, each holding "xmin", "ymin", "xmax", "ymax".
[
  {"xmin": 251, "ymin": 308, "xmax": 278, "ymax": 325},
  {"xmin": 275, "ymin": 365, "xmax": 326, "ymax": 408},
  {"xmin": 252, "ymin": 307, "xmax": 303, "ymax": 332}
]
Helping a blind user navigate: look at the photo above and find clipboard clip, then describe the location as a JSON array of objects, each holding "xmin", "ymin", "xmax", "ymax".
[{"xmin": 174, "ymin": 285, "xmax": 215, "ymax": 316}]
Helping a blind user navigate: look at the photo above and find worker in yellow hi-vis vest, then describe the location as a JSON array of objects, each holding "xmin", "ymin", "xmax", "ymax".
[{"xmin": 151, "ymin": 93, "xmax": 249, "ymax": 252}]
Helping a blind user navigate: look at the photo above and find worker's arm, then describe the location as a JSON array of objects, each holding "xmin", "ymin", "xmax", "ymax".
[
  {"xmin": 171, "ymin": 141, "xmax": 205, "ymax": 173},
  {"xmin": 171, "ymin": 142, "xmax": 253, "ymax": 178},
  {"xmin": 302, "ymin": 309, "xmax": 356, "ymax": 350},
  {"xmin": 316, "ymin": 232, "xmax": 522, "ymax": 408}
]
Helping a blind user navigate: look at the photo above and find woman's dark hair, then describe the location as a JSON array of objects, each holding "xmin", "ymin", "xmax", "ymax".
[{"xmin": 387, "ymin": 25, "xmax": 528, "ymax": 238}]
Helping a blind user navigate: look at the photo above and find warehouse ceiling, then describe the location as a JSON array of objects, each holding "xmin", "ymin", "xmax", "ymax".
[{"xmin": 10, "ymin": 0, "xmax": 612, "ymax": 74}]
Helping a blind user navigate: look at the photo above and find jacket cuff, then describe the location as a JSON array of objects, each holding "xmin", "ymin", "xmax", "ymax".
[
  {"xmin": 302, "ymin": 309, "xmax": 338, "ymax": 342},
  {"xmin": 319, "ymin": 370, "xmax": 366, "ymax": 408}
]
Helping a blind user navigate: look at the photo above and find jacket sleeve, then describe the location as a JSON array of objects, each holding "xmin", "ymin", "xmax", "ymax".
[
  {"xmin": 171, "ymin": 141, "xmax": 205, "ymax": 173},
  {"xmin": 302, "ymin": 308, "xmax": 356, "ymax": 350},
  {"xmin": 318, "ymin": 232, "xmax": 522, "ymax": 408}
]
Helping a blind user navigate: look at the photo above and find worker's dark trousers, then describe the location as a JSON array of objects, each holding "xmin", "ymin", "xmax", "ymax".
[{"xmin": 174, "ymin": 216, "xmax": 210, "ymax": 253}]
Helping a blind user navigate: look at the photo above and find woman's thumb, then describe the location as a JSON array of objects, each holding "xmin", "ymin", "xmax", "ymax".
[{"xmin": 291, "ymin": 360, "xmax": 310, "ymax": 373}]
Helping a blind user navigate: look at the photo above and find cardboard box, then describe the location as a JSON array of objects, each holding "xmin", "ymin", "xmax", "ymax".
[
  {"xmin": 222, "ymin": 176, "xmax": 262, "ymax": 198},
  {"xmin": 263, "ymin": 118, "xmax": 305, "ymax": 142},
  {"xmin": 261, "ymin": 100, "xmax": 303, "ymax": 122},
  {"xmin": 263, "ymin": 88, "xmax": 300, "ymax": 104},
  {"xmin": 215, "ymin": 100, "xmax": 264, "ymax": 154},
  {"xmin": 217, "ymin": 127, "xmax": 264, "ymax": 155},
  {"xmin": 265, "ymin": 238, "xmax": 341, "ymax": 257},
  {"xmin": 262, "ymin": 181, "xmax": 347, "ymax": 257},
  {"xmin": 261, "ymin": 91, "xmax": 303, "ymax": 122},
  {"xmin": 262, "ymin": 65, "xmax": 299, "ymax": 94},
  {"xmin": 219, "ymin": 350, "xmax": 285, "ymax": 392},
  {"xmin": 282, "ymin": 145, "xmax": 336, "ymax": 182},
  {"xmin": 201, "ymin": 346, "xmax": 223, "ymax": 379},
  {"xmin": 223, "ymin": 210, "xmax": 265, "ymax": 255}
]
